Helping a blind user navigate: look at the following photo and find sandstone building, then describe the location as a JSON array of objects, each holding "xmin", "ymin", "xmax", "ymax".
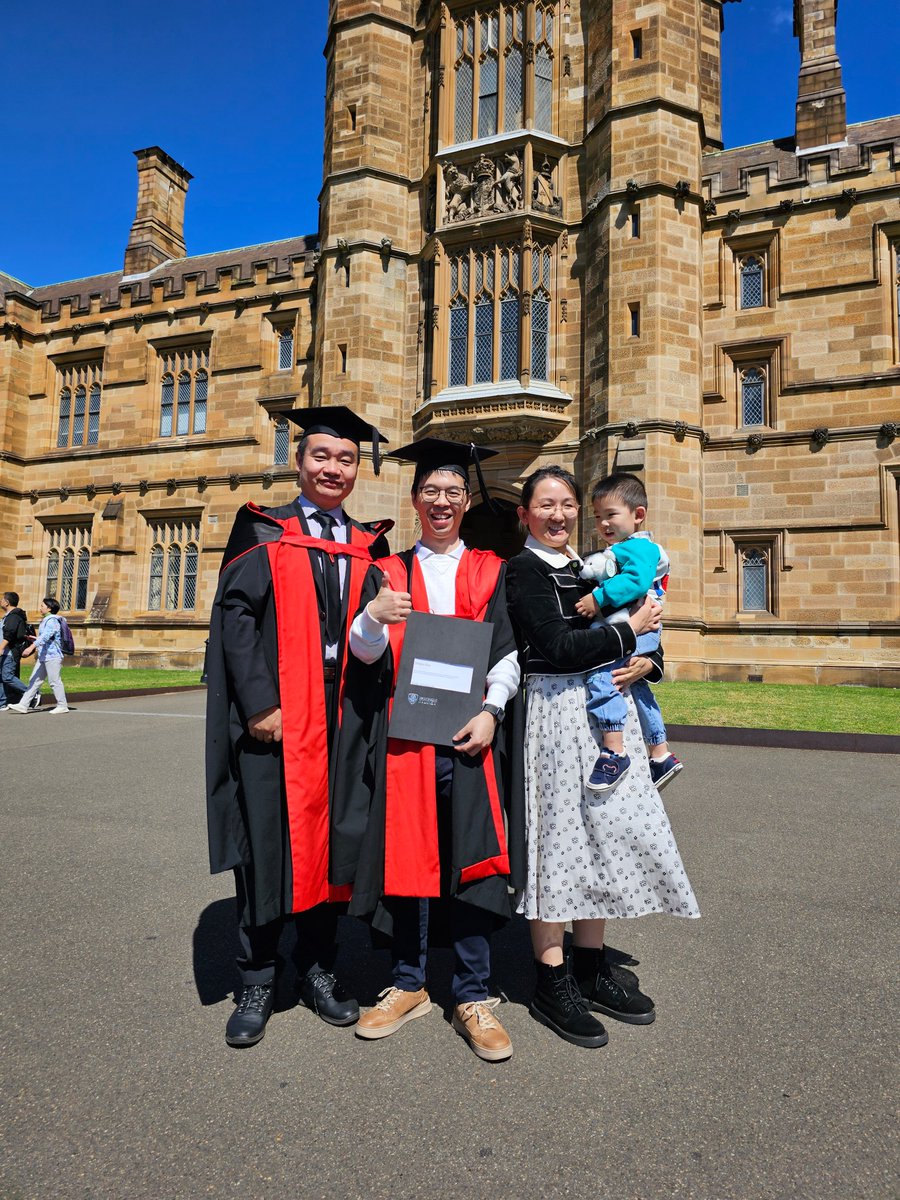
[{"xmin": 1, "ymin": 0, "xmax": 897, "ymax": 684}]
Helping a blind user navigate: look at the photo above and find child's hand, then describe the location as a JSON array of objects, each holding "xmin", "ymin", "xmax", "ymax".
[{"xmin": 575, "ymin": 593, "xmax": 599, "ymax": 618}]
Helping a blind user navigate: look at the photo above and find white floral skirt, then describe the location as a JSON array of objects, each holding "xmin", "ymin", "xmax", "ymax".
[{"xmin": 517, "ymin": 672, "xmax": 701, "ymax": 923}]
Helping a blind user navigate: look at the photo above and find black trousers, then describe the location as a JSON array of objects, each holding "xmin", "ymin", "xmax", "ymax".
[
  {"xmin": 235, "ymin": 876, "xmax": 339, "ymax": 987},
  {"xmin": 234, "ymin": 673, "xmax": 341, "ymax": 988}
]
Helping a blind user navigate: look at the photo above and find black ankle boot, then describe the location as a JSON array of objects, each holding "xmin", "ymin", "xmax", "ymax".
[
  {"xmin": 530, "ymin": 960, "xmax": 609, "ymax": 1048},
  {"xmin": 571, "ymin": 946, "xmax": 656, "ymax": 1025}
]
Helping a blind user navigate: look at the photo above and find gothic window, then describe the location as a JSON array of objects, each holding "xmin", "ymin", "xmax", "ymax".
[
  {"xmin": 72, "ymin": 386, "xmax": 86, "ymax": 446},
  {"xmin": 158, "ymin": 346, "xmax": 210, "ymax": 438},
  {"xmin": 449, "ymin": 253, "xmax": 471, "ymax": 386},
  {"xmin": 57, "ymin": 389, "xmax": 71, "ymax": 448},
  {"xmin": 147, "ymin": 517, "xmax": 201, "ymax": 611},
  {"xmin": 56, "ymin": 362, "xmax": 102, "ymax": 449},
  {"xmin": 45, "ymin": 525, "xmax": 92, "ymax": 611},
  {"xmin": 445, "ymin": 240, "xmax": 551, "ymax": 388},
  {"xmin": 740, "ymin": 367, "xmax": 766, "ymax": 427},
  {"xmin": 454, "ymin": 17, "xmax": 476, "ymax": 143},
  {"xmin": 534, "ymin": 4, "xmax": 555, "ymax": 133},
  {"xmin": 273, "ymin": 416, "xmax": 291, "ymax": 466},
  {"xmin": 739, "ymin": 546, "xmax": 771, "ymax": 613},
  {"xmin": 451, "ymin": 4, "xmax": 550, "ymax": 143},
  {"xmin": 504, "ymin": 8, "xmax": 525, "ymax": 129},
  {"xmin": 277, "ymin": 326, "xmax": 295, "ymax": 371},
  {"xmin": 739, "ymin": 255, "xmax": 765, "ymax": 308},
  {"xmin": 530, "ymin": 246, "xmax": 552, "ymax": 382},
  {"xmin": 76, "ymin": 547, "xmax": 91, "ymax": 610},
  {"xmin": 478, "ymin": 15, "xmax": 499, "ymax": 138}
]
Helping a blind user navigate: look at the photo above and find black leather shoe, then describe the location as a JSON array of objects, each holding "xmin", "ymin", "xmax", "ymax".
[
  {"xmin": 572, "ymin": 946, "xmax": 656, "ymax": 1025},
  {"xmin": 225, "ymin": 982, "xmax": 274, "ymax": 1047},
  {"xmin": 299, "ymin": 970, "xmax": 360, "ymax": 1026}
]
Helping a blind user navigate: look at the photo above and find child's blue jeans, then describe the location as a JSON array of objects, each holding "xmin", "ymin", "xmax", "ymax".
[{"xmin": 585, "ymin": 627, "xmax": 666, "ymax": 746}]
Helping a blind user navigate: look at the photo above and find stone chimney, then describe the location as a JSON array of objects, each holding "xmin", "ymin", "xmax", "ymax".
[
  {"xmin": 123, "ymin": 147, "xmax": 192, "ymax": 275},
  {"xmin": 794, "ymin": 0, "xmax": 846, "ymax": 151}
]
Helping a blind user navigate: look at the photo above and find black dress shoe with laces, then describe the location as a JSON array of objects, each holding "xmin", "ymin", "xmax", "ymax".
[
  {"xmin": 299, "ymin": 970, "xmax": 360, "ymax": 1026},
  {"xmin": 225, "ymin": 982, "xmax": 274, "ymax": 1047}
]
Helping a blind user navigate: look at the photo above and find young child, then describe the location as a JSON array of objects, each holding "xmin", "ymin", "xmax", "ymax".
[{"xmin": 574, "ymin": 473, "xmax": 683, "ymax": 796}]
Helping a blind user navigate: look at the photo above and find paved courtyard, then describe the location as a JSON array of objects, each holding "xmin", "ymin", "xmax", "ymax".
[{"xmin": 1, "ymin": 690, "xmax": 897, "ymax": 1199}]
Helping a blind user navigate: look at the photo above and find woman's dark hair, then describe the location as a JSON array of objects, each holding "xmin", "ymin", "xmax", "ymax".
[
  {"xmin": 520, "ymin": 465, "xmax": 581, "ymax": 508},
  {"xmin": 42, "ymin": 596, "xmax": 61, "ymax": 614}
]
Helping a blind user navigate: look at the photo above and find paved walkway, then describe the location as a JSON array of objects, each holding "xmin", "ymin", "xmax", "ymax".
[{"xmin": 1, "ymin": 692, "xmax": 897, "ymax": 1199}]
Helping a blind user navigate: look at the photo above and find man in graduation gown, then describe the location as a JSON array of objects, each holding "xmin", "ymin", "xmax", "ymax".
[
  {"xmin": 336, "ymin": 439, "xmax": 524, "ymax": 1063},
  {"xmin": 205, "ymin": 405, "xmax": 392, "ymax": 1047}
]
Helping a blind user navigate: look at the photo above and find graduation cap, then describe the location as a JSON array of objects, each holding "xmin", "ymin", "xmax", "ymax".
[
  {"xmin": 388, "ymin": 437, "xmax": 498, "ymax": 506},
  {"xmin": 285, "ymin": 405, "xmax": 387, "ymax": 475}
]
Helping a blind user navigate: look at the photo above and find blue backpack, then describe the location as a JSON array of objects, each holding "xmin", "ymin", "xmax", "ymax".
[{"xmin": 57, "ymin": 617, "xmax": 76, "ymax": 657}]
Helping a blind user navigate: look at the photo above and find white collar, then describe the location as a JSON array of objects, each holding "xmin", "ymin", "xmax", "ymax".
[
  {"xmin": 524, "ymin": 533, "xmax": 582, "ymax": 568},
  {"xmin": 416, "ymin": 539, "xmax": 465, "ymax": 561},
  {"xmin": 298, "ymin": 494, "xmax": 344, "ymax": 522}
]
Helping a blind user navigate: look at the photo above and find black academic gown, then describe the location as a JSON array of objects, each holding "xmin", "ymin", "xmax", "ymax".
[
  {"xmin": 205, "ymin": 499, "xmax": 390, "ymax": 929},
  {"xmin": 333, "ymin": 548, "xmax": 526, "ymax": 940}
]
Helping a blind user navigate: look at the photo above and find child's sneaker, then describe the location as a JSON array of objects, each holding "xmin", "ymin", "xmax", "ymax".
[
  {"xmin": 587, "ymin": 751, "xmax": 631, "ymax": 795},
  {"xmin": 649, "ymin": 754, "xmax": 683, "ymax": 791}
]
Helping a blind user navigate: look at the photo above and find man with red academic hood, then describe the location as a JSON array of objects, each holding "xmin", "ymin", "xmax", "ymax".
[
  {"xmin": 205, "ymin": 406, "xmax": 391, "ymax": 1047},
  {"xmin": 336, "ymin": 439, "xmax": 525, "ymax": 1063}
]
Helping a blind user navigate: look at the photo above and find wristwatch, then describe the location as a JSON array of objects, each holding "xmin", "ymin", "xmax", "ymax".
[{"xmin": 481, "ymin": 702, "xmax": 505, "ymax": 724}]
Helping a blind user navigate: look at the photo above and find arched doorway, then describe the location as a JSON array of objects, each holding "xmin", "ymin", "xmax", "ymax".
[{"xmin": 461, "ymin": 498, "xmax": 525, "ymax": 561}]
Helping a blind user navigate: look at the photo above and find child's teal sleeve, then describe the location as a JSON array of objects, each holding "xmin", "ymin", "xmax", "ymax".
[{"xmin": 592, "ymin": 540, "xmax": 660, "ymax": 610}]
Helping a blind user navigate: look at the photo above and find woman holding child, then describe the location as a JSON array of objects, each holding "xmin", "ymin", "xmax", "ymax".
[{"xmin": 506, "ymin": 466, "xmax": 699, "ymax": 1049}]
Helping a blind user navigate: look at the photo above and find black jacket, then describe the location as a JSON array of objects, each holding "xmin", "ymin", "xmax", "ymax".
[
  {"xmin": 506, "ymin": 547, "xmax": 662, "ymax": 679},
  {"xmin": 1, "ymin": 608, "xmax": 29, "ymax": 666}
]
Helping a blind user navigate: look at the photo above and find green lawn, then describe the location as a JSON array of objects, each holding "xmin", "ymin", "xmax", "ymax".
[
  {"xmin": 21, "ymin": 665, "xmax": 201, "ymax": 692},
  {"xmin": 655, "ymin": 680, "xmax": 897, "ymax": 736},
  {"xmin": 15, "ymin": 666, "xmax": 897, "ymax": 734}
]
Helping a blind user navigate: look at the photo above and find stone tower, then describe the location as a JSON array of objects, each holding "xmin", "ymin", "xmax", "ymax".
[
  {"xmin": 794, "ymin": 0, "xmax": 846, "ymax": 150},
  {"xmin": 580, "ymin": 0, "xmax": 720, "ymax": 621},
  {"xmin": 316, "ymin": 0, "xmax": 422, "ymax": 522}
]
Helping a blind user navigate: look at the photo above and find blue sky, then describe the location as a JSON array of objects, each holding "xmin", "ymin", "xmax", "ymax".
[{"xmin": 1, "ymin": 0, "xmax": 896, "ymax": 287}]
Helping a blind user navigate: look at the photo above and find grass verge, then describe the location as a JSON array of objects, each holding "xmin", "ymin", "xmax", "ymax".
[
  {"xmin": 655, "ymin": 680, "xmax": 896, "ymax": 736},
  {"xmin": 21, "ymin": 666, "xmax": 201, "ymax": 692}
]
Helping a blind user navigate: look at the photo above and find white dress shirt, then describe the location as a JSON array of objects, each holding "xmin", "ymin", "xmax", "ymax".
[
  {"xmin": 298, "ymin": 493, "xmax": 347, "ymax": 661},
  {"xmin": 349, "ymin": 540, "xmax": 520, "ymax": 711}
]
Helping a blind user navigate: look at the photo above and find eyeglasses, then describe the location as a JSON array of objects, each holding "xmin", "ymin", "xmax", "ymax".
[
  {"xmin": 533, "ymin": 501, "xmax": 579, "ymax": 516},
  {"xmin": 418, "ymin": 485, "xmax": 468, "ymax": 503}
]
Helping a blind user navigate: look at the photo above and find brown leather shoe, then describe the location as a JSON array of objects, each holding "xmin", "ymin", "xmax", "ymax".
[
  {"xmin": 452, "ymin": 998, "xmax": 513, "ymax": 1062},
  {"xmin": 355, "ymin": 987, "xmax": 432, "ymax": 1039}
]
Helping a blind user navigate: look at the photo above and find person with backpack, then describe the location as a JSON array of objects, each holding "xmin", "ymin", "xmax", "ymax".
[
  {"xmin": 8, "ymin": 597, "xmax": 71, "ymax": 714},
  {"xmin": 0, "ymin": 590, "xmax": 35, "ymax": 710}
]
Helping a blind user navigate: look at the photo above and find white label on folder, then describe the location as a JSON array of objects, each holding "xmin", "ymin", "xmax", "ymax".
[{"xmin": 410, "ymin": 658, "xmax": 474, "ymax": 694}]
